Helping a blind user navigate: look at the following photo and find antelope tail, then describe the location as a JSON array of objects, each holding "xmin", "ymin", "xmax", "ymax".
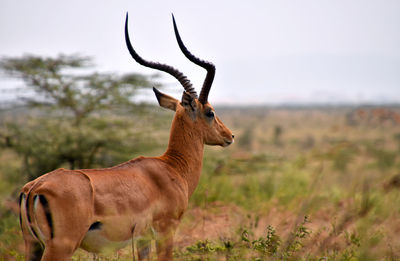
[{"xmin": 19, "ymin": 192, "xmax": 54, "ymax": 247}]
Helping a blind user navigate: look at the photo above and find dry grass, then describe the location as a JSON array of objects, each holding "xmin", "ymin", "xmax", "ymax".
[{"xmin": 1, "ymin": 106, "xmax": 400, "ymax": 260}]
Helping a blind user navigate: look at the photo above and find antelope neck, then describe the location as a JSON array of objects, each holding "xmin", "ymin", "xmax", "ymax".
[{"xmin": 162, "ymin": 115, "xmax": 204, "ymax": 197}]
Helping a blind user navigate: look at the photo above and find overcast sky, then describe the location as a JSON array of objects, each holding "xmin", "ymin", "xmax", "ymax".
[{"xmin": 1, "ymin": 0, "xmax": 399, "ymax": 105}]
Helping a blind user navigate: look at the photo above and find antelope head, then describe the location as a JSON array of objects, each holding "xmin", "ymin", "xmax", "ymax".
[{"xmin": 125, "ymin": 14, "xmax": 234, "ymax": 147}]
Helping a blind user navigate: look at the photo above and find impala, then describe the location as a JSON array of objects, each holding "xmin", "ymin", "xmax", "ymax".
[{"xmin": 19, "ymin": 13, "xmax": 234, "ymax": 261}]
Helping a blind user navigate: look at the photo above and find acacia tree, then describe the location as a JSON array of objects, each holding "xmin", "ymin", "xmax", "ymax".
[{"xmin": 0, "ymin": 54, "xmax": 159, "ymax": 180}]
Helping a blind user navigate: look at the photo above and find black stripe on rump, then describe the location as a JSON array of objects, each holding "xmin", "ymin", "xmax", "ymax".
[
  {"xmin": 18, "ymin": 193, "xmax": 23, "ymax": 228},
  {"xmin": 38, "ymin": 195, "xmax": 54, "ymax": 238}
]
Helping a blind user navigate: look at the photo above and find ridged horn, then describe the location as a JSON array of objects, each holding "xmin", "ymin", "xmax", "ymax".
[
  {"xmin": 125, "ymin": 13, "xmax": 198, "ymax": 98},
  {"xmin": 172, "ymin": 14, "xmax": 215, "ymax": 104}
]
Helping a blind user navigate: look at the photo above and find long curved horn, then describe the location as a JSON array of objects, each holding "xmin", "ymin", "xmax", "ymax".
[
  {"xmin": 125, "ymin": 13, "xmax": 198, "ymax": 98},
  {"xmin": 172, "ymin": 14, "xmax": 215, "ymax": 104}
]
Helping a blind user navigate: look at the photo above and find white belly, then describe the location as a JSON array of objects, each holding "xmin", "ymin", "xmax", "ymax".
[
  {"xmin": 79, "ymin": 216, "xmax": 155, "ymax": 253},
  {"xmin": 80, "ymin": 228, "xmax": 131, "ymax": 253}
]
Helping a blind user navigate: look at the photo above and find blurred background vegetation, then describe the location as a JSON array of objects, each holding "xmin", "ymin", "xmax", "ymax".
[{"xmin": 1, "ymin": 54, "xmax": 400, "ymax": 260}]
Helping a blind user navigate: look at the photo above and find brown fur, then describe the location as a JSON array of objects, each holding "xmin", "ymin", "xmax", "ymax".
[{"xmin": 19, "ymin": 95, "xmax": 233, "ymax": 261}]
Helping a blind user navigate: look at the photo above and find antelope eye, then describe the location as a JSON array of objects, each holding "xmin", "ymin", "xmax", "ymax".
[{"xmin": 205, "ymin": 110, "xmax": 215, "ymax": 118}]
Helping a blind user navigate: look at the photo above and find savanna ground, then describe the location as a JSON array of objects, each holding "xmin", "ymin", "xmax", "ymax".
[{"xmin": 1, "ymin": 106, "xmax": 400, "ymax": 260}]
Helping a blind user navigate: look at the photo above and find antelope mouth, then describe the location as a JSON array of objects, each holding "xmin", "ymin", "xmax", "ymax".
[{"xmin": 223, "ymin": 139, "xmax": 234, "ymax": 147}]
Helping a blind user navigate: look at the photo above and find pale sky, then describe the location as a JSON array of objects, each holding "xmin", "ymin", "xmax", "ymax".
[{"xmin": 1, "ymin": 0, "xmax": 400, "ymax": 105}]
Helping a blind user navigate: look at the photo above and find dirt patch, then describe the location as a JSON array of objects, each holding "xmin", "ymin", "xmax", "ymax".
[{"xmin": 174, "ymin": 201, "xmax": 400, "ymax": 258}]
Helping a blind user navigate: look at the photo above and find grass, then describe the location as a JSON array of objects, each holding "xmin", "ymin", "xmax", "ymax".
[{"xmin": 1, "ymin": 106, "xmax": 400, "ymax": 260}]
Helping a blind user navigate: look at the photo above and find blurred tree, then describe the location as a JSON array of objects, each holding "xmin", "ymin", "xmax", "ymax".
[
  {"xmin": 0, "ymin": 54, "xmax": 156, "ymax": 124},
  {"xmin": 0, "ymin": 54, "xmax": 159, "ymax": 180}
]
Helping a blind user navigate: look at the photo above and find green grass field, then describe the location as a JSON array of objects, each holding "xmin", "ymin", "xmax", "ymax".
[{"xmin": 1, "ymin": 106, "xmax": 400, "ymax": 260}]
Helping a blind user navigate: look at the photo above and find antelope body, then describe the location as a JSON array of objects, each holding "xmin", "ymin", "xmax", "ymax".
[{"xmin": 19, "ymin": 14, "xmax": 233, "ymax": 261}]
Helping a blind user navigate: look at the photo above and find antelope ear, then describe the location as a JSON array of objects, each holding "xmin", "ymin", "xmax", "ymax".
[{"xmin": 153, "ymin": 87, "xmax": 178, "ymax": 111}]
